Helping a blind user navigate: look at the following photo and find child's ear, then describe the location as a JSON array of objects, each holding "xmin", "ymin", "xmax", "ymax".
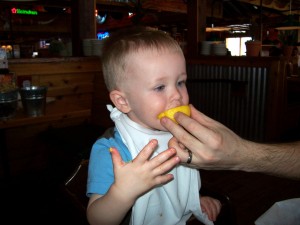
[{"xmin": 109, "ymin": 90, "xmax": 131, "ymax": 113}]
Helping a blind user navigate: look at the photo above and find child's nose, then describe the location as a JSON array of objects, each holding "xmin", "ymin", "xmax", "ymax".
[{"xmin": 170, "ymin": 87, "xmax": 182, "ymax": 100}]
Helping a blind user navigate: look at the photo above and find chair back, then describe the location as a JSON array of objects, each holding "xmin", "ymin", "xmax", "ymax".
[{"xmin": 64, "ymin": 159, "xmax": 89, "ymax": 214}]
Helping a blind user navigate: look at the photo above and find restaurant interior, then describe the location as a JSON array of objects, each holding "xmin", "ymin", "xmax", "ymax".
[{"xmin": 0, "ymin": 0, "xmax": 300, "ymax": 225}]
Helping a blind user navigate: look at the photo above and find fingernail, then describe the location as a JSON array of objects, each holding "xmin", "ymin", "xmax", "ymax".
[
  {"xmin": 169, "ymin": 147, "xmax": 176, "ymax": 153},
  {"xmin": 175, "ymin": 156, "xmax": 181, "ymax": 163},
  {"xmin": 149, "ymin": 139, "xmax": 157, "ymax": 145}
]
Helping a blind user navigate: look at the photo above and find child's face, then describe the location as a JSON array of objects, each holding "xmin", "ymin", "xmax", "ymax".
[{"xmin": 122, "ymin": 48, "xmax": 189, "ymax": 131}]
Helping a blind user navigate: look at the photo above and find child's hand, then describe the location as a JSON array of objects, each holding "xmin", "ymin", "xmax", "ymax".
[
  {"xmin": 110, "ymin": 139, "xmax": 180, "ymax": 203},
  {"xmin": 200, "ymin": 196, "xmax": 222, "ymax": 222}
]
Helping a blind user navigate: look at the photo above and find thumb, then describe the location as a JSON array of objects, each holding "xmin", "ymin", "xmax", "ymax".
[{"xmin": 109, "ymin": 147, "xmax": 126, "ymax": 168}]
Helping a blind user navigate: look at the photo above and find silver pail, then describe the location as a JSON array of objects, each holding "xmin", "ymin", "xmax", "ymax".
[
  {"xmin": 20, "ymin": 86, "xmax": 47, "ymax": 117},
  {"xmin": 0, "ymin": 89, "xmax": 19, "ymax": 120}
]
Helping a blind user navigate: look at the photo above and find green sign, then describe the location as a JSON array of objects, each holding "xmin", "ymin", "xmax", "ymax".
[{"xmin": 11, "ymin": 8, "xmax": 38, "ymax": 15}]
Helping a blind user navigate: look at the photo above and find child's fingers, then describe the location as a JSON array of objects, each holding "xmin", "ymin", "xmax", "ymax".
[
  {"xmin": 154, "ymin": 173, "xmax": 175, "ymax": 185},
  {"xmin": 132, "ymin": 140, "xmax": 180, "ymax": 180},
  {"xmin": 210, "ymin": 199, "xmax": 222, "ymax": 221},
  {"xmin": 151, "ymin": 148, "xmax": 179, "ymax": 175},
  {"xmin": 110, "ymin": 147, "xmax": 125, "ymax": 168},
  {"xmin": 201, "ymin": 197, "xmax": 222, "ymax": 221},
  {"xmin": 133, "ymin": 139, "xmax": 158, "ymax": 163}
]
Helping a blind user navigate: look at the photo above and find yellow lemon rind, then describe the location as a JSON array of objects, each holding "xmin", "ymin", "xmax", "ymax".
[{"xmin": 157, "ymin": 105, "xmax": 190, "ymax": 123}]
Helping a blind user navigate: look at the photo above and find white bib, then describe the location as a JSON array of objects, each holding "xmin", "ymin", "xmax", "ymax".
[{"xmin": 108, "ymin": 105, "xmax": 213, "ymax": 225}]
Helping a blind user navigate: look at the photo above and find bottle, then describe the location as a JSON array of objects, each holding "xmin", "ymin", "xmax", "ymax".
[{"xmin": 13, "ymin": 45, "xmax": 20, "ymax": 58}]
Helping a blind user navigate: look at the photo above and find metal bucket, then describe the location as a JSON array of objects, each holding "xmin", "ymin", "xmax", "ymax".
[
  {"xmin": 20, "ymin": 86, "xmax": 47, "ymax": 117},
  {"xmin": 0, "ymin": 89, "xmax": 19, "ymax": 120}
]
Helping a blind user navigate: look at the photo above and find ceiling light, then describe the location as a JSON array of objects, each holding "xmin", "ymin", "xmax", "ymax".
[{"xmin": 206, "ymin": 27, "xmax": 231, "ymax": 32}]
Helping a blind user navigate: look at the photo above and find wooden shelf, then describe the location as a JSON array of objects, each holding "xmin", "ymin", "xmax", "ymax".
[
  {"xmin": 96, "ymin": 0, "xmax": 187, "ymax": 14},
  {"xmin": 0, "ymin": 105, "xmax": 91, "ymax": 129}
]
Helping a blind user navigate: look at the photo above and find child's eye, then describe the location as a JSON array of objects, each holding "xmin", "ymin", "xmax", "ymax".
[
  {"xmin": 155, "ymin": 85, "xmax": 165, "ymax": 92},
  {"xmin": 177, "ymin": 80, "xmax": 186, "ymax": 87}
]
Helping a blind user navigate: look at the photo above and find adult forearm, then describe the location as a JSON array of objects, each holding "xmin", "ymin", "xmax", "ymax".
[{"xmin": 242, "ymin": 141, "xmax": 300, "ymax": 180}]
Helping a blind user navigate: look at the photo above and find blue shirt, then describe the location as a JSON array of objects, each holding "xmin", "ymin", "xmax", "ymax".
[{"xmin": 87, "ymin": 127, "xmax": 132, "ymax": 196}]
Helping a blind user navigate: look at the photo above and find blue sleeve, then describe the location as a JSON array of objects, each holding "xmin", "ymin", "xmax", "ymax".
[{"xmin": 87, "ymin": 128, "xmax": 132, "ymax": 196}]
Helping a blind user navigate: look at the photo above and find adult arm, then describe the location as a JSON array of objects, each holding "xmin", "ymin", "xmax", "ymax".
[
  {"xmin": 160, "ymin": 104, "xmax": 300, "ymax": 180},
  {"xmin": 86, "ymin": 140, "xmax": 180, "ymax": 225}
]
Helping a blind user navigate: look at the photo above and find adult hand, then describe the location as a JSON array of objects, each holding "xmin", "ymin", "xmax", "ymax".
[
  {"xmin": 110, "ymin": 139, "xmax": 180, "ymax": 200},
  {"xmin": 160, "ymin": 104, "xmax": 249, "ymax": 170},
  {"xmin": 160, "ymin": 104, "xmax": 300, "ymax": 179}
]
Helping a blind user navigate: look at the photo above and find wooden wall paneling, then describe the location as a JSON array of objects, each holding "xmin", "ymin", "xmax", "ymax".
[
  {"xmin": 141, "ymin": 0, "xmax": 187, "ymax": 13},
  {"xmin": 46, "ymin": 94, "xmax": 93, "ymax": 113},
  {"xmin": 0, "ymin": 58, "xmax": 104, "ymax": 177},
  {"xmin": 10, "ymin": 60, "xmax": 101, "ymax": 76},
  {"xmin": 0, "ymin": 109, "xmax": 92, "ymax": 129},
  {"xmin": 206, "ymin": 0, "xmax": 223, "ymax": 18},
  {"xmin": 9, "ymin": 59, "xmax": 100, "ymax": 119},
  {"xmin": 47, "ymin": 84, "xmax": 94, "ymax": 97},
  {"xmin": 187, "ymin": 0, "xmax": 206, "ymax": 58},
  {"xmin": 73, "ymin": 0, "xmax": 96, "ymax": 57},
  {"xmin": 39, "ymin": 73, "xmax": 95, "ymax": 87},
  {"xmin": 238, "ymin": 0, "xmax": 290, "ymax": 11},
  {"xmin": 264, "ymin": 58, "xmax": 287, "ymax": 141},
  {"xmin": 39, "ymin": 72, "xmax": 95, "ymax": 114}
]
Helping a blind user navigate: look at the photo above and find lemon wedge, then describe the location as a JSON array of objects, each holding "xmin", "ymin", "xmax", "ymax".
[{"xmin": 158, "ymin": 105, "xmax": 191, "ymax": 123}]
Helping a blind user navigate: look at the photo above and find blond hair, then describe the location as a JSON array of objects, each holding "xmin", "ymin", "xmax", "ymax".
[{"xmin": 101, "ymin": 26, "xmax": 183, "ymax": 91}]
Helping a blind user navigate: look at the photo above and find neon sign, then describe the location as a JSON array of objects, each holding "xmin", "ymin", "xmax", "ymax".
[
  {"xmin": 11, "ymin": 8, "xmax": 38, "ymax": 15},
  {"xmin": 97, "ymin": 31, "xmax": 109, "ymax": 40}
]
